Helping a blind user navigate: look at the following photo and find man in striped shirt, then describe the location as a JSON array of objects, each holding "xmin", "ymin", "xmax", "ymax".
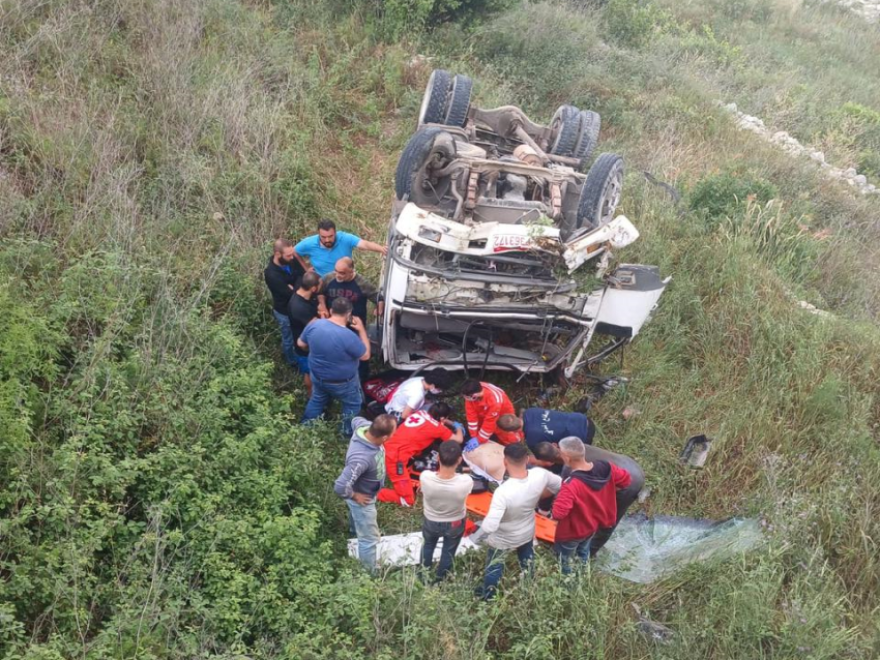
[{"xmin": 460, "ymin": 380, "xmax": 518, "ymax": 452}]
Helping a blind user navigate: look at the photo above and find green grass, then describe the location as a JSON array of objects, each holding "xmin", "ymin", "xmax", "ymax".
[{"xmin": 1, "ymin": 0, "xmax": 880, "ymax": 658}]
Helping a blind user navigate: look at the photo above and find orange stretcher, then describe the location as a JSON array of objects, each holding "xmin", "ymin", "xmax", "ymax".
[{"xmin": 466, "ymin": 491, "xmax": 558, "ymax": 543}]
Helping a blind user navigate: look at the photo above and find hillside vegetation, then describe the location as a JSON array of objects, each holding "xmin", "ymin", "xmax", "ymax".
[{"xmin": 1, "ymin": 0, "xmax": 879, "ymax": 658}]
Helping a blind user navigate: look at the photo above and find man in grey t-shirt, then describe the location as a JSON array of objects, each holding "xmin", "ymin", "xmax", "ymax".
[{"xmin": 419, "ymin": 441, "xmax": 474, "ymax": 582}]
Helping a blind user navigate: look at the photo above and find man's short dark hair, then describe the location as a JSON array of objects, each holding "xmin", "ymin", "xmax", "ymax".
[
  {"xmin": 497, "ymin": 414, "xmax": 522, "ymax": 432},
  {"xmin": 438, "ymin": 440, "xmax": 462, "ymax": 467},
  {"xmin": 317, "ymin": 218, "xmax": 336, "ymax": 231},
  {"xmin": 423, "ymin": 368, "xmax": 451, "ymax": 391},
  {"xmin": 428, "ymin": 402, "xmax": 452, "ymax": 420},
  {"xmin": 461, "ymin": 379, "xmax": 482, "ymax": 396},
  {"xmin": 532, "ymin": 442, "xmax": 559, "ymax": 463},
  {"xmin": 330, "ymin": 297, "xmax": 353, "ymax": 316},
  {"xmin": 273, "ymin": 238, "xmax": 292, "ymax": 252},
  {"xmin": 301, "ymin": 271, "xmax": 321, "ymax": 290},
  {"xmin": 503, "ymin": 442, "xmax": 529, "ymax": 464},
  {"xmin": 370, "ymin": 414, "xmax": 397, "ymax": 439}
]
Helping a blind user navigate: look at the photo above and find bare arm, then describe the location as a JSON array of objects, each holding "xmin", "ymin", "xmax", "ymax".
[
  {"xmin": 293, "ymin": 249, "xmax": 310, "ymax": 272},
  {"xmin": 357, "ymin": 238, "xmax": 388, "ymax": 256},
  {"xmin": 350, "ymin": 317, "xmax": 371, "ymax": 361}
]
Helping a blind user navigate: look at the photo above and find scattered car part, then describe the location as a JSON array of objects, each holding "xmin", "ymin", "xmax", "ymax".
[{"xmin": 680, "ymin": 435, "xmax": 713, "ymax": 468}]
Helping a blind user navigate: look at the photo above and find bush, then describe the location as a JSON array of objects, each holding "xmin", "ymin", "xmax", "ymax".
[
  {"xmin": 605, "ymin": 0, "xmax": 672, "ymax": 49},
  {"xmin": 369, "ymin": 0, "xmax": 517, "ymax": 40},
  {"xmin": 689, "ymin": 169, "xmax": 778, "ymax": 224}
]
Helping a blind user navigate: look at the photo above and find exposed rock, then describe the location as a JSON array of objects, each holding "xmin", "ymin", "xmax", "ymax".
[
  {"xmin": 821, "ymin": 0, "xmax": 880, "ymax": 23},
  {"xmin": 721, "ymin": 102, "xmax": 879, "ymax": 197}
]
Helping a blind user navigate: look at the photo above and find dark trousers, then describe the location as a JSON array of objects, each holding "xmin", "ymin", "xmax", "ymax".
[
  {"xmin": 481, "ymin": 541, "xmax": 534, "ymax": 600},
  {"xmin": 553, "ymin": 536, "xmax": 593, "ymax": 574},
  {"xmin": 421, "ymin": 518, "xmax": 465, "ymax": 581}
]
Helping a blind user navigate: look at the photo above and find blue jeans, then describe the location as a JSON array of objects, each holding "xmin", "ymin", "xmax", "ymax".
[
  {"xmin": 422, "ymin": 518, "xmax": 465, "ymax": 581},
  {"xmin": 272, "ymin": 309, "xmax": 297, "ymax": 366},
  {"xmin": 346, "ymin": 497, "xmax": 380, "ymax": 572},
  {"xmin": 302, "ymin": 375, "xmax": 363, "ymax": 437},
  {"xmin": 553, "ymin": 536, "xmax": 592, "ymax": 575},
  {"xmin": 481, "ymin": 540, "xmax": 534, "ymax": 600}
]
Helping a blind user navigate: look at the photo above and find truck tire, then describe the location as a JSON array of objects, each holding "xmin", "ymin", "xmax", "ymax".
[
  {"xmin": 417, "ymin": 70, "xmax": 452, "ymax": 127},
  {"xmin": 395, "ymin": 127, "xmax": 457, "ymax": 205},
  {"xmin": 576, "ymin": 153, "xmax": 624, "ymax": 230},
  {"xmin": 550, "ymin": 105, "xmax": 582, "ymax": 157},
  {"xmin": 574, "ymin": 110, "xmax": 601, "ymax": 169},
  {"xmin": 444, "ymin": 74, "xmax": 473, "ymax": 128}
]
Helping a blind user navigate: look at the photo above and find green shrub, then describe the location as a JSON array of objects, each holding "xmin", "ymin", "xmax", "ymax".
[
  {"xmin": 689, "ymin": 169, "xmax": 778, "ymax": 224},
  {"xmin": 605, "ymin": 0, "xmax": 672, "ymax": 49},
  {"xmin": 369, "ymin": 0, "xmax": 517, "ymax": 39}
]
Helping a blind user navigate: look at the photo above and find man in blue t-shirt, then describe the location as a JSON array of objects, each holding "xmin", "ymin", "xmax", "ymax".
[
  {"xmin": 298, "ymin": 296, "xmax": 371, "ymax": 436},
  {"xmin": 496, "ymin": 408, "xmax": 595, "ymax": 451},
  {"xmin": 293, "ymin": 218, "xmax": 388, "ymax": 277}
]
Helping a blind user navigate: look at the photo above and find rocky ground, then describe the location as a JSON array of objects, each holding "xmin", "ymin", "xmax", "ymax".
[
  {"xmin": 823, "ymin": 0, "xmax": 880, "ymax": 22},
  {"xmin": 723, "ymin": 102, "xmax": 879, "ymax": 196}
]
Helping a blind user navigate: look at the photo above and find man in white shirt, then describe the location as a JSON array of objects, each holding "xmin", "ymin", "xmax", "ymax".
[
  {"xmin": 419, "ymin": 441, "xmax": 474, "ymax": 582},
  {"xmin": 385, "ymin": 369, "xmax": 451, "ymax": 421},
  {"xmin": 469, "ymin": 443, "xmax": 562, "ymax": 599}
]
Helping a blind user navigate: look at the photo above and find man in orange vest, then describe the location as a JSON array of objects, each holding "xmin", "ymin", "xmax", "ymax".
[
  {"xmin": 377, "ymin": 402, "xmax": 464, "ymax": 507},
  {"xmin": 460, "ymin": 379, "xmax": 520, "ymax": 451}
]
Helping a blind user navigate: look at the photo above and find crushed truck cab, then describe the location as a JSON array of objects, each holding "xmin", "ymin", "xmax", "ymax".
[{"xmin": 381, "ymin": 70, "xmax": 668, "ymax": 378}]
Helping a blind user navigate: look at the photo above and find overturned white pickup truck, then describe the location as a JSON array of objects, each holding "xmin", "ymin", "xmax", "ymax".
[{"xmin": 381, "ymin": 70, "xmax": 667, "ymax": 380}]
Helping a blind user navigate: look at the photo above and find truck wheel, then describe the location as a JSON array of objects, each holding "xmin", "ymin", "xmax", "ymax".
[
  {"xmin": 576, "ymin": 153, "xmax": 624, "ymax": 230},
  {"xmin": 417, "ymin": 70, "xmax": 452, "ymax": 127},
  {"xmin": 395, "ymin": 127, "xmax": 458, "ymax": 206},
  {"xmin": 574, "ymin": 110, "xmax": 601, "ymax": 170},
  {"xmin": 550, "ymin": 105, "xmax": 582, "ymax": 157},
  {"xmin": 444, "ymin": 74, "xmax": 473, "ymax": 128}
]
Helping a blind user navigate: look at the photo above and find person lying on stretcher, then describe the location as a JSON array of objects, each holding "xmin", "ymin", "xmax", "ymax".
[{"xmin": 377, "ymin": 403, "xmax": 464, "ymax": 507}]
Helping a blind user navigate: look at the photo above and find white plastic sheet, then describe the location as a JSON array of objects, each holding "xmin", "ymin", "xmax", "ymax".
[
  {"xmin": 595, "ymin": 514, "xmax": 764, "ymax": 583},
  {"xmin": 347, "ymin": 532, "xmax": 480, "ymax": 567},
  {"xmin": 350, "ymin": 514, "xmax": 763, "ymax": 582}
]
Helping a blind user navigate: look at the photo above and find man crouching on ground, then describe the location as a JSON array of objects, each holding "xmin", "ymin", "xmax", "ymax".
[
  {"xmin": 552, "ymin": 436, "xmax": 631, "ymax": 574},
  {"xmin": 334, "ymin": 414, "xmax": 398, "ymax": 573}
]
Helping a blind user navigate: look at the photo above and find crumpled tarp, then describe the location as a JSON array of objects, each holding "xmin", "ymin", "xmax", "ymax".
[
  {"xmin": 347, "ymin": 532, "xmax": 479, "ymax": 567},
  {"xmin": 349, "ymin": 514, "xmax": 763, "ymax": 582},
  {"xmin": 595, "ymin": 514, "xmax": 764, "ymax": 583}
]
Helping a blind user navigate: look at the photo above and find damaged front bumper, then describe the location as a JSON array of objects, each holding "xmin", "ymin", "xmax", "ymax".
[{"xmin": 381, "ymin": 203, "xmax": 668, "ymax": 375}]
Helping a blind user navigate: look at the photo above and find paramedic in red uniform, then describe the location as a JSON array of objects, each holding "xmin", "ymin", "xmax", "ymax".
[
  {"xmin": 460, "ymin": 379, "xmax": 519, "ymax": 451},
  {"xmin": 377, "ymin": 403, "xmax": 464, "ymax": 507}
]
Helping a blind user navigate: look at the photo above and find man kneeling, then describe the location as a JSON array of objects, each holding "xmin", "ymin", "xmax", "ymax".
[{"xmin": 552, "ymin": 437, "xmax": 631, "ymax": 574}]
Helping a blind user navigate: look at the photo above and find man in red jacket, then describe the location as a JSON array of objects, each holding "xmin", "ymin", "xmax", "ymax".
[
  {"xmin": 377, "ymin": 402, "xmax": 464, "ymax": 507},
  {"xmin": 551, "ymin": 436, "xmax": 631, "ymax": 573},
  {"xmin": 460, "ymin": 379, "xmax": 519, "ymax": 450}
]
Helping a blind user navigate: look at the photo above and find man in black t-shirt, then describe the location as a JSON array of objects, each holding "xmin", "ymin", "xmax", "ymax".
[
  {"xmin": 317, "ymin": 257, "xmax": 384, "ymax": 325},
  {"xmin": 264, "ymin": 239, "xmax": 305, "ymax": 366},
  {"xmin": 287, "ymin": 271, "xmax": 321, "ymax": 396},
  {"xmin": 317, "ymin": 257, "xmax": 383, "ymax": 382}
]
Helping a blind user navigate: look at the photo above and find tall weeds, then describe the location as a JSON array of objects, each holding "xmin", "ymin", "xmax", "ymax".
[{"xmin": 1, "ymin": 0, "xmax": 879, "ymax": 657}]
